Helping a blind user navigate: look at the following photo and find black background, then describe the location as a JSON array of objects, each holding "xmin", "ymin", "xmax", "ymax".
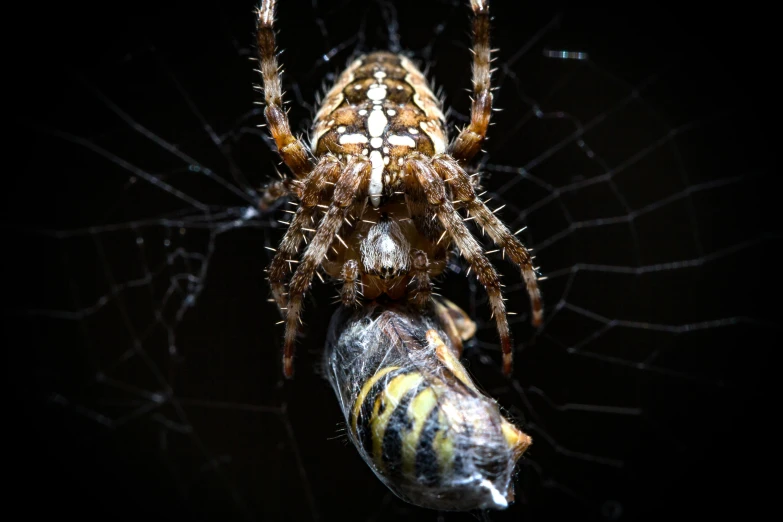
[{"xmin": 11, "ymin": 1, "xmax": 778, "ymax": 522}]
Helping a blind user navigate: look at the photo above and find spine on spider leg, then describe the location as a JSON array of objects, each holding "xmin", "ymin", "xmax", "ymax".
[{"xmin": 323, "ymin": 302, "xmax": 532, "ymax": 511}]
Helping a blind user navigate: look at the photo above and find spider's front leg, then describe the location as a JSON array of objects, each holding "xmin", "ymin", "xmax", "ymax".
[
  {"xmin": 404, "ymin": 156, "xmax": 515, "ymax": 375},
  {"xmin": 257, "ymin": 0, "xmax": 312, "ymax": 179},
  {"xmin": 282, "ymin": 157, "xmax": 371, "ymax": 377},
  {"xmin": 433, "ymin": 155, "xmax": 543, "ymax": 326},
  {"xmin": 450, "ymin": 0, "xmax": 494, "ymax": 165},
  {"xmin": 267, "ymin": 158, "xmax": 342, "ymax": 311}
]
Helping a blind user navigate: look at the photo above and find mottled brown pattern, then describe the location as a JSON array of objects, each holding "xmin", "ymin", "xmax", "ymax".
[{"xmin": 312, "ymin": 51, "xmax": 445, "ymax": 195}]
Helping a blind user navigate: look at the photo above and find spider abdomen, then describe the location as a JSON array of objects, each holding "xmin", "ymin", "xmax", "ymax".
[{"xmin": 311, "ymin": 52, "xmax": 447, "ymax": 207}]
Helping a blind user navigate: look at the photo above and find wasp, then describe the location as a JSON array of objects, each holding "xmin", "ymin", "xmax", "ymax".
[{"xmin": 325, "ymin": 300, "xmax": 531, "ymax": 510}]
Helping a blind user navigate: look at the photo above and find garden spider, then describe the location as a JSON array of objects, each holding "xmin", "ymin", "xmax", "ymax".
[{"xmin": 257, "ymin": 0, "xmax": 543, "ymax": 377}]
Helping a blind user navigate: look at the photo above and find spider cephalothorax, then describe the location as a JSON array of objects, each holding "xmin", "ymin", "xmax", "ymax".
[{"xmin": 257, "ymin": 0, "xmax": 543, "ymax": 377}]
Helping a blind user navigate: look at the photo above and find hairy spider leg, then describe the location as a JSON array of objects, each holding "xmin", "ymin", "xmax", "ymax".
[
  {"xmin": 450, "ymin": 0, "xmax": 494, "ymax": 165},
  {"xmin": 433, "ymin": 155, "xmax": 543, "ymax": 326},
  {"xmin": 267, "ymin": 158, "xmax": 342, "ymax": 311},
  {"xmin": 283, "ymin": 158, "xmax": 371, "ymax": 377},
  {"xmin": 256, "ymin": 0, "xmax": 313, "ymax": 179},
  {"xmin": 404, "ymin": 157, "xmax": 515, "ymax": 375}
]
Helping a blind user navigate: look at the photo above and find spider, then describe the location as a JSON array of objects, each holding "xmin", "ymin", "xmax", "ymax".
[{"xmin": 256, "ymin": 0, "xmax": 543, "ymax": 378}]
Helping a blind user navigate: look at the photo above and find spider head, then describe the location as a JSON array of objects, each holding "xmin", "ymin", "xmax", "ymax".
[{"xmin": 359, "ymin": 214, "xmax": 411, "ymax": 280}]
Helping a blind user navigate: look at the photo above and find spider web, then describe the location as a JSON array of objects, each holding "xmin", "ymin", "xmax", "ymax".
[{"xmin": 15, "ymin": 1, "xmax": 777, "ymax": 521}]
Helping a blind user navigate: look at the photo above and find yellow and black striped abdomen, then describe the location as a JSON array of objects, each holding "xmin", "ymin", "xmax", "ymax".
[
  {"xmin": 325, "ymin": 302, "xmax": 531, "ymax": 511},
  {"xmin": 351, "ymin": 366, "xmax": 457, "ymax": 485}
]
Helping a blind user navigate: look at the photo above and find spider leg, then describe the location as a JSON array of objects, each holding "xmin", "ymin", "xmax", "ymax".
[
  {"xmin": 340, "ymin": 259, "xmax": 361, "ymax": 307},
  {"xmin": 409, "ymin": 250, "xmax": 432, "ymax": 310},
  {"xmin": 257, "ymin": 0, "xmax": 312, "ymax": 179},
  {"xmin": 267, "ymin": 158, "xmax": 342, "ymax": 310},
  {"xmin": 402, "ymin": 181, "xmax": 449, "ymax": 277},
  {"xmin": 450, "ymin": 0, "xmax": 493, "ymax": 165},
  {"xmin": 404, "ymin": 157, "xmax": 515, "ymax": 375},
  {"xmin": 433, "ymin": 155, "xmax": 543, "ymax": 326},
  {"xmin": 283, "ymin": 158, "xmax": 371, "ymax": 377}
]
